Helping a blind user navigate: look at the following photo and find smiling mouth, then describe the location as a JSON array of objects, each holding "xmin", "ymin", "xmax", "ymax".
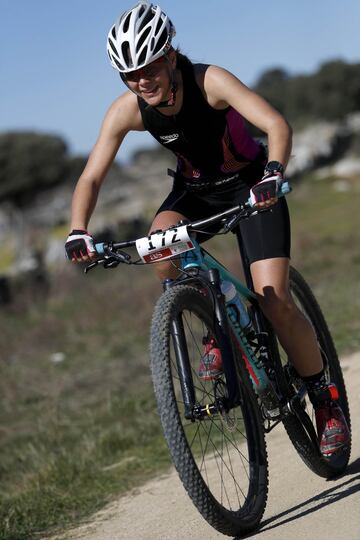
[{"xmin": 141, "ymin": 85, "xmax": 159, "ymax": 95}]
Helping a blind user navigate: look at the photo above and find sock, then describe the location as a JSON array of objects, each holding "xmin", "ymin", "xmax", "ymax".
[
  {"xmin": 302, "ymin": 369, "xmax": 338, "ymax": 407},
  {"xmin": 302, "ymin": 369, "xmax": 327, "ymax": 390}
]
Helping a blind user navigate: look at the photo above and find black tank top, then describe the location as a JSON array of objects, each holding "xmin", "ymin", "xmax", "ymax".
[{"xmin": 138, "ymin": 55, "xmax": 264, "ymax": 181}]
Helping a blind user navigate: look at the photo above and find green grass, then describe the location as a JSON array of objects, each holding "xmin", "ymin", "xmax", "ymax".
[
  {"xmin": 0, "ymin": 172, "xmax": 359, "ymax": 538},
  {"xmin": 0, "ymin": 266, "xmax": 170, "ymax": 540},
  {"xmin": 0, "ymin": 389, "xmax": 169, "ymax": 540},
  {"xmin": 288, "ymin": 174, "xmax": 360, "ymax": 352}
]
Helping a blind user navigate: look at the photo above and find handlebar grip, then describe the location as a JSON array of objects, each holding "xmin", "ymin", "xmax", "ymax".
[
  {"xmin": 279, "ymin": 181, "xmax": 292, "ymax": 196},
  {"xmin": 95, "ymin": 242, "xmax": 105, "ymax": 254},
  {"xmin": 247, "ymin": 180, "xmax": 292, "ymax": 207}
]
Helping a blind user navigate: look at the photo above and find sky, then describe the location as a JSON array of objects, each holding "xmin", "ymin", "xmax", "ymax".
[{"xmin": 1, "ymin": 0, "xmax": 360, "ymax": 163}]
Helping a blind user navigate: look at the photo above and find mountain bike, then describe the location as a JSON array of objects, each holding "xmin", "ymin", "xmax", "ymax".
[{"xmin": 85, "ymin": 184, "xmax": 351, "ymax": 538}]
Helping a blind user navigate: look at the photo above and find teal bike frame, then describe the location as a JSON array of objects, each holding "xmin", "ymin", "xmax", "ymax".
[{"xmin": 180, "ymin": 239, "xmax": 280, "ymax": 414}]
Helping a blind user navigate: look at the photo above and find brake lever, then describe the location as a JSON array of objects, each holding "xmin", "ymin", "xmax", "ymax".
[
  {"xmin": 223, "ymin": 207, "xmax": 258, "ymax": 232},
  {"xmin": 103, "ymin": 257, "xmax": 121, "ymax": 269},
  {"xmin": 95, "ymin": 242, "xmax": 131, "ymax": 264},
  {"xmin": 108, "ymin": 250, "xmax": 131, "ymax": 264},
  {"xmin": 84, "ymin": 259, "xmax": 106, "ymax": 274},
  {"xmin": 84, "ymin": 254, "xmax": 122, "ymax": 273}
]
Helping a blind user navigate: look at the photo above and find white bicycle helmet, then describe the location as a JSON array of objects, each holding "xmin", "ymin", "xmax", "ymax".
[{"xmin": 107, "ymin": 2, "xmax": 176, "ymax": 73}]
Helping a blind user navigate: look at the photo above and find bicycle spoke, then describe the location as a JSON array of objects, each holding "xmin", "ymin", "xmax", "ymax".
[
  {"xmin": 158, "ymin": 295, "xmax": 265, "ymax": 517},
  {"xmin": 198, "ymin": 421, "xmax": 247, "ymax": 505}
]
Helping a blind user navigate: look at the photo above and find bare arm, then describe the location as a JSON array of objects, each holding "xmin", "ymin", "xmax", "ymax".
[
  {"xmin": 70, "ymin": 91, "xmax": 144, "ymax": 231},
  {"xmin": 200, "ymin": 65, "xmax": 292, "ymax": 169}
]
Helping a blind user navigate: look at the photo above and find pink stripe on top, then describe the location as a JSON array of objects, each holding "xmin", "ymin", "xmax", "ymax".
[{"xmin": 225, "ymin": 107, "xmax": 261, "ymax": 161}]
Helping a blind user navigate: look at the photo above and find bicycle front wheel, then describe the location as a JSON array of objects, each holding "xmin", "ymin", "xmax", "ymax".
[{"xmin": 150, "ymin": 285, "xmax": 268, "ymax": 537}]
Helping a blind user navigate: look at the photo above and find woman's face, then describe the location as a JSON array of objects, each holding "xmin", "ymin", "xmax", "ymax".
[{"xmin": 123, "ymin": 54, "xmax": 175, "ymax": 106}]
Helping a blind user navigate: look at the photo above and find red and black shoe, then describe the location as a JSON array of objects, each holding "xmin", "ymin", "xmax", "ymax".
[
  {"xmin": 198, "ymin": 337, "xmax": 223, "ymax": 381},
  {"xmin": 315, "ymin": 403, "xmax": 350, "ymax": 457},
  {"xmin": 311, "ymin": 383, "xmax": 350, "ymax": 457}
]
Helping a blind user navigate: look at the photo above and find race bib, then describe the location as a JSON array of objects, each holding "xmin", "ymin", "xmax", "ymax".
[{"xmin": 136, "ymin": 225, "xmax": 195, "ymax": 263}]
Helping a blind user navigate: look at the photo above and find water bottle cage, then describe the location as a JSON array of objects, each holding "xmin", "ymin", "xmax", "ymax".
[{"xmin": 253, "ymin": 345, "xmax": 270, "ymax": 368}]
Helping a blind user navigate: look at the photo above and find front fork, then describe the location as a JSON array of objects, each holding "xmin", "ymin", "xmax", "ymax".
[
  {"xmin": 170, "ymin": 314, "xmax": 196, "ymax": 420},
  {"xmin": 164, "ymin": 269, "xmax": 241, "ymax": 420}
]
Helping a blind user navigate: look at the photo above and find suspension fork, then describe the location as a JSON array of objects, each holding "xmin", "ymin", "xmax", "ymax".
[
  {"xmin": 170, "ymin": 315, "xmax": 197, "ymax": 420},
  {"xmin": 208, "ymin": 268, "xmax": 241, "ymax": 407},
  {"xmin": 163, "ymin": 279, "xmax": 196, "ymax": 420},
  {"xmin": 163, "ymin": 271, "xmax": 241, "ymax": 419}
]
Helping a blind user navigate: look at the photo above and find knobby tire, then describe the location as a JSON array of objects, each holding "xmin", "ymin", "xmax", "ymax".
[
  {"xmin": 150, "ymin": 285, "xmax": 268, "ymax": 537},
  {"xmin": 280, "ymin": 267, "xmax": 351, "ymax": 477}
]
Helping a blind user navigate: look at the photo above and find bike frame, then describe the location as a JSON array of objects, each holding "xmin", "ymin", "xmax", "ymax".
[
  {"xmin": 91, "ymin": 185, "xmax": 292, "ymax": 422},
  {"xmin": 164, "ymin": 236, "xmax": 279, "ymax": 420}
]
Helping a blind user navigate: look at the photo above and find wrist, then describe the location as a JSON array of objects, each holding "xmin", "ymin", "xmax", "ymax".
[
  {"xmin": 69, "ymin": 229, "xmax": 89, "ymax": 236},
  {"xmin": 264, "ymin": 160, "xmax": 284, "ymax": 176}
]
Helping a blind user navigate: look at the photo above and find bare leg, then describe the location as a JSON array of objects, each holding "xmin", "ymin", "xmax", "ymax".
[
  {"xmin": 250, "ymin": 257, "xmax": 323, "ymax": 377},
  {"xmin": 148, "ymin": 210, "xmax": 187, "ymax": 281}
]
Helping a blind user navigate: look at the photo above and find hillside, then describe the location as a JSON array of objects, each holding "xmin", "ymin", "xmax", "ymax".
[{"xmin": 0, "ymin": 112, "xmax": 360, "ymax": 287}]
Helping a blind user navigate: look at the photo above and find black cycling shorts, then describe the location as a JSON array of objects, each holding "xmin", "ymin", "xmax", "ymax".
[{"xmin": 155, "ymin": 178, "xmax": 291, "ymax": 265}]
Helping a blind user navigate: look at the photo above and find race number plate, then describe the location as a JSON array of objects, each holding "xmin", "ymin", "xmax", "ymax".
[{"xmin": 136, "ymin": 225, "xmax": 195, "ymax": 263}]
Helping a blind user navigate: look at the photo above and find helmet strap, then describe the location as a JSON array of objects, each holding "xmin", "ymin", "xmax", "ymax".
[
  {"xmin": 156, "ymin": 81, "xmax": 177, "ymax": 108},
  {"xmin": 156, "ymin": 56, "xmax": 177, "ymax": 108}
]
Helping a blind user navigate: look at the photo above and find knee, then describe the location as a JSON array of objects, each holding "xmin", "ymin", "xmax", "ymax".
[
  {"xmin": 153, "ymin": 259, "xmax": 180, "ymax": 282},
  {"xmin": 258, "ymin": 289, "xmax": 296, "ymax": 329}
]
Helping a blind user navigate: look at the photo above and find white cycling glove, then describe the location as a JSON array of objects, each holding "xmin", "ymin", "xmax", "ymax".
[
  {"xmin": 250, "ymin": 161, "xmax": 284, "ymax": 207},
  {"xmin": 65, "ymin": 230, "xmax": 96, "ymax": 260}
]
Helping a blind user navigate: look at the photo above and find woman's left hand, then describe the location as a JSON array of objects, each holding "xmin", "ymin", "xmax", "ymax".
[{"xmin": 249, "ymin": 173, "xmax": 283, "ymax": 208}]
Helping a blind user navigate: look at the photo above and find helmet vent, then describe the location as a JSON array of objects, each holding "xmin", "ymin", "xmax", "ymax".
[
  {"xmin": 108, "ymin": 39, "xmax": 118, "ymax": 57},
  {"xmin": 137, "ymin": 26, "xmax": 151, "ymax": 52},
  {"xmin": 122, "ymin": 12, "xmax": 131, "ymax": 33},
  {"xmin": 111, "ymin": 54, "xmax": 124, "ymax": 71},
  {"xmin": 155, "ymin": 18, "xmax": 162, "ymax": 34},
  {"xmin": 155, "ymin": 29, "xmax": 168, "ymax": 53},
  {"xmin": 138, "ymin": 10, "xmax": 154, "ymax": 32},
  {"xmin": 111, "ymin": 26, "xmax": 117, "ymax": 40},
  {"xmin": 138, "ymin": 47, "xmax": 147, "ymax": 66},
  {"xmin": 121, "ymin": 42, "xmax": 133, "ymax": 68},
  {"xmin": 138, "ymin": 4, "xmax": 146, "ymax": 17}
]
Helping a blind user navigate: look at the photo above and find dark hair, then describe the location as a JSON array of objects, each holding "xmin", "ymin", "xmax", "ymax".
[{"xmin": 173, "ymin": 46, "xmax": 192, "ymax": 67}]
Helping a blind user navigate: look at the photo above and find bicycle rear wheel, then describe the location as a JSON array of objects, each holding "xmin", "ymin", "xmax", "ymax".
[
  {"xmin": 150, "ymin": 285, "xmax": 268, "ymax": 537},
  {"xmin": 279, "ymin": 267, "xmax": 351, "ymax": 477}
]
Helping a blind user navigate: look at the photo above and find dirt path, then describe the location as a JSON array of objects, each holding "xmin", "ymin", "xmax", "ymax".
[{"xmin": 47, "ymin": 352, "xmax": 360, "ymax": 540}]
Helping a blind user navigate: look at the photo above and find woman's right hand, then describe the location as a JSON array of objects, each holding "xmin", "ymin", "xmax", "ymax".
[{"xmin": 65, "ymin": 230, "xmax": 97, "ymax": 262}]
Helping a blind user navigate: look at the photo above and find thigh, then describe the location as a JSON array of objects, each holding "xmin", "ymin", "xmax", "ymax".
[
  {"xmin": 153, "ymin": 188, "xmax": 233, "ymax": 242},
  {"xmin": 239, "ymin": 198, "xmax": 291, "ymax": 265},
  {"xmin": 149, "ymin": 210, "xmax": 187, "ymax": 234},
  {"xmin": 250, "ymin": 257, "xmax": 290, "ymax": 298}
]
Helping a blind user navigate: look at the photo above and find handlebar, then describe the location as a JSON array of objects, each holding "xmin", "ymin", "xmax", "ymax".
[{"xmin": 89, "ymin": 180, "xmax": 291, "ymax": 271}]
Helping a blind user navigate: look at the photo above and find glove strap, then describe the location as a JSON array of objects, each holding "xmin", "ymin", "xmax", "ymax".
[{"xmin": 69, "ymin": 229, "xmax": 89, "ymax": 236}]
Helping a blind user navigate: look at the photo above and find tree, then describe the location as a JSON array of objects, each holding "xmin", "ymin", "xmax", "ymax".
[
  {"xmin": 0, "ymin": 132, "xmax": 69, "ymax": 205},
  {"xmin": 253, "ymin": 60, "xmax": 360, "ymax": 125},
  {"xmin": 254, "ymin": 68, "xmax": 290, "ymax": 114}
]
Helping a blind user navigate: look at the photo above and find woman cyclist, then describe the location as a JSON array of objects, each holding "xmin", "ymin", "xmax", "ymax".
[{"xmin": 65, "ymin": 1, "xmax": 349, "ymax": 457}]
